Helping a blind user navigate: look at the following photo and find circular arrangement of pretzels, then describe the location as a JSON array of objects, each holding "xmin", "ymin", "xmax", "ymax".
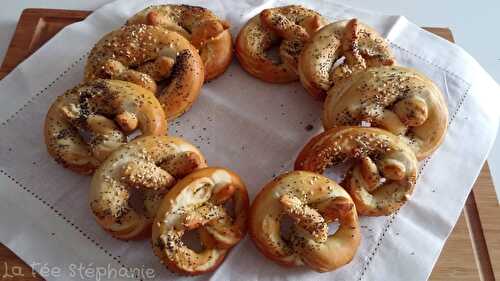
[{"xmin": 42, "ymin": 3, "xmax": 449, "ymax": 276}]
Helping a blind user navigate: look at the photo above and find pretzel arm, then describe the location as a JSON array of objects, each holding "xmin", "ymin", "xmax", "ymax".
[
  {"xmin": 280, "ymin": 194, "xmax": 328, "ymax": 243},
  {"xmin": 121, "ymin": 160, "xmax": 176, "ymax": 189},
  {"xmin": 260, "ymin": 9, "xmax": 310, "ymax": 42},
  {"xmin": 136, "ymin": 56, "xmax": 175, "ymax": 81},
  {"xmin": 103, "ymin": 59, "xmax": 158, "ymax": 93}
]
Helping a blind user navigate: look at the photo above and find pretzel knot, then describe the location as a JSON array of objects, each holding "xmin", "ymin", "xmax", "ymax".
[
  {"xmin": 295, "ymin": 127, "xmax": 419, "ymax": 216},
  {"xmin": 323, "ymin": 66, "xmax": 449, "ymax": 159},
  {"xmin": 298, "ymin": 18, "xmax": 395, "ymax": 100},
  {"xmin": 250, "ymin": 171, "xmax": 360, "ymax": 272},
  {"xmin": 85, "ymin": 24, "xmax": 204, "ymax": 120},
  {"xmin": 152, "ymin": 167, "xmax": 249, "ymax": 275},
  {"xmin": 126, "ymin": 4, "xmax": 233, "ymax": 81},
  {"xmin": 89, "ymin": 136, "xmax": 206, "ymax": 240},
  {"xmin": 44, "ymin": 79, "xmax": 166, "ymax": 175},
  {"xmin": 236, "ymin": 5, "xmax": 327, "ymax": 83}
]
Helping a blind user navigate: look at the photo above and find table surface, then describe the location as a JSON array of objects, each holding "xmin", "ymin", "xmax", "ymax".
[{"xmin": 0, "ymin": 6, "xmax": 499, "ymax": 281}]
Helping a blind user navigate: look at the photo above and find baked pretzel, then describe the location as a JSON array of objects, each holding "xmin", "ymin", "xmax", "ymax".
[
  {"xmin": 89, "ymin": 136, "xmax": 206, "ymax": 240},
  {"xmin": 323, "ymin": 66, "xmax": 448, "ymax": 160},
  {"xmin": 235, "ymin": 5, "xmax": 327, "ymax": 83},
  {"xmin": 126, "ymin": 4, "xmax": 232, "ymax": 81},
  {"xmin": 152, "ymin": 167, "xmax": 249, "ymax": 275},
  {"xmin": 298, "ymin": 18, "xmax": 395, "ymax": 100},
  {"xmin": 44, "ymin": 79, "xmax": 166, "ymax": 175},
  {"xmin": 250, "ymin": 171, "xmax": 360, "ymax": 272},
  {"xmin": 84, "ymin": 24, "xmax": 204, "ymax": 120},
  {"xmin": 295, "ymin": 127, "xmax": 418, "ymax": 216}
]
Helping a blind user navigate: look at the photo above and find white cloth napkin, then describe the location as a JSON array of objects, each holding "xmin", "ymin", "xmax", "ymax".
[{"xmin": 0, "ymin": 0, "xmax": 499, "ymax": 280}]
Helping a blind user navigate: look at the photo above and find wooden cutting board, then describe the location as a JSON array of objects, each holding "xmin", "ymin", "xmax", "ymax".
[{"xmin": 0, "ymin": 8, "xmax": 498, "ymax": 281}]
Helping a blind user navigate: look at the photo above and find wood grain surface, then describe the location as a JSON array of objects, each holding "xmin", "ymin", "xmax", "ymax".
[{"xmin": 0, "ymin": 8, "xmax": 498, "ymax": 281}]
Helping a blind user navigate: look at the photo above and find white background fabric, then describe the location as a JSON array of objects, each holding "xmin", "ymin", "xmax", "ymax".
[{"xmin": 0, "ymin": 0, "xmax": 499, "ymax": 280}]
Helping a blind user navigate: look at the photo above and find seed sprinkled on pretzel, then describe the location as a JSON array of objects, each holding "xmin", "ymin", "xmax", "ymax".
[
  {"xmin": 152, "ymin": 167, "xmax": 249, "ymax": 275},
  {"xmin": 323, "ymin": 66, "xmax": 448, "ymax": 159},
  {"xmin": 89, "ymin": 136, "xmax": 206, "ymax": 240},
  {"xmin": 298, "ymin": 18, "xmax": 395, "ymax": 100},
  {"xmin": 236, "ymin": 5, "xmax": 327, "ymax": 83},
  {"xmin": 250, "ymin": 171, "xmax": 360, "ymax": 272},
  {"xmin": 295, "ymin": 127, "xmax": 418, "ymax": 216},
  {"xmin": 126, "ymin": 4, "xmax": 232, "ymax": 81},
  {"xmin": 85, "ymin": 24, "xmax": 204, "ymax": 120},
  {"xmin": 44, "ymin": 79, "xmax": 166, "ymax": 174}
]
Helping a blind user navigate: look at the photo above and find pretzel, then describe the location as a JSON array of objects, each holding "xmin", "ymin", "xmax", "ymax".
[
  {"xmin": 84, "ymin": 24, "xmax": 204, "ymax": 120},
  {"xmin": 295, "ymin": 127, "xmax": 418, "ymax": 216},
  {"xmin": 235, "ymin": 5, "xmax": 327, "ymax": 83},
  {"xmin": 126, "ymin": 4, "xmax": 232, "ymax": 81},
  {"xmin": 89, "ymin": 136, "xmax": 206, "ymax": 240},
  {"xmin": 44, "ymin": 79, "xmax": 166, "ymax": 175},
  {"xmin": 152, "ymin": 167, "xmax": 249, "ymax": 275},
  {"xmin": 298, "ymin": 18, "xmax": 395, "ymax": 100},
  {"xmin": 250, "ymin": 171, "xmax": 360, "ymax": 272},
  {"xmin": 323, "ymin": 66, "xmax": 448, "ymax": 160}
]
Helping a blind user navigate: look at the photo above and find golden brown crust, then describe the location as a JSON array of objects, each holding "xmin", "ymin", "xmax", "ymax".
[
  {"xmin": 152, "ymin": 167, "xmax": 249, "ymax": 275},
  {"xmin": 323, "ymin": 66, "xmax": 449, "ymax": 160},
  {"xmin": 84, "ymin": 24, "xmax": 204, "ymax": 120},
  {"xmin": 249, "ymin": 171, "xmax": 360, "ymax": 272},
  {"xmin": 89, "ymin": 136, "xmax": 206, "ymax": 240},
  {"xmin": 126, "ymin": 4, "xmax": 232, "ymax": 81},
  {"xmin": 235, "ymin": 5, "xmax": 327, "ymax": 83},
  {"xmin": 298, "ymin": 19, "xmax": 395, "ymax": 100},
  {"xmin": 44, "ymin": 79, "xmax": 166, "ymax": 175},
  {"xmin": 295, "ymin": 127, "xmax": 419, "ymax": 216}
]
